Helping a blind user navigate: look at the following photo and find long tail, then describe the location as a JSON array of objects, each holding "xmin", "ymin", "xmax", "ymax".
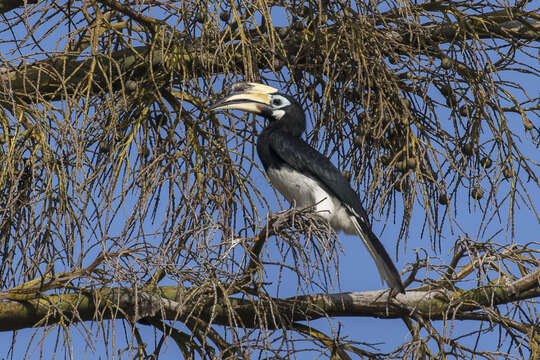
[{"xmin": 350, "ymin": 216, "xmax": 405, "ymax": 293}]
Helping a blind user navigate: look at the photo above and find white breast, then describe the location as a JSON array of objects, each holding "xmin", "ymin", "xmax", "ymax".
[{"xmin": 267, "ymin": 166, "xmax": 356, "ymax": 234}]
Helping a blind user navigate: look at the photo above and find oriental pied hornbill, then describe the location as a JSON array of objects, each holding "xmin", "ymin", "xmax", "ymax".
[{"xmin": 210, "ymin": 82, "xmax": 405, "ymax": 293}]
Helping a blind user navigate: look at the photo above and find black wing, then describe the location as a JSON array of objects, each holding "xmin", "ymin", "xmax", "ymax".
[
  {"xmin": 267, "ymin": 130, "xmax": 370, "ymax": 221},
  {"xmin": 267, "ymin": 130, "xmax": 405, "ymax": 293}
]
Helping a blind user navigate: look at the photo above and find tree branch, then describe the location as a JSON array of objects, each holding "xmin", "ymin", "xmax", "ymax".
[
  {"xmin": 1, "ymin": 10, "xmax": 538, "ymax": 103},
  {"xmin": 1, "ymin": 267, "xmax": 538, "ymax": 332}
]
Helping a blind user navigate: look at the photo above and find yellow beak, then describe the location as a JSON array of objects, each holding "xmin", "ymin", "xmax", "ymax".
[{"xmin": 210, "ymin": 82, "xmax": 278, "ymax": 114}]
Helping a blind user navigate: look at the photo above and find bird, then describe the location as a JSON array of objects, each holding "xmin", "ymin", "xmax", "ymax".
[{"xmin": 210, "ymin": 82, "xmax": 405, "ymax": 293}]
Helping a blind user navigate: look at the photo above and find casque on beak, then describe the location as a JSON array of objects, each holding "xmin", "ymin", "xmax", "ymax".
[{"xmin": 210, "ymin": 82, "xmax": 278, "ymax": 115}]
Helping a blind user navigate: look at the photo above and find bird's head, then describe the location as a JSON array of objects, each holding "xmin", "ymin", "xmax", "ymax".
[{"xmin": 210, "ymin": 82, "xmax": 306, "ymax": 136}]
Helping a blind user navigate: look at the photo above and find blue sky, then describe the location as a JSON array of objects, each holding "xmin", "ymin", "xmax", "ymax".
[{"xmin": 0, "ymin": 1, "xmax": 538, "ymax": 359}]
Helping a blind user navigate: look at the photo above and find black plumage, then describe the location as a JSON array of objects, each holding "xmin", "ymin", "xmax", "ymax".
[{"xmin": 211, "ymin": 82, "xmax": 405, "ymax": 293}]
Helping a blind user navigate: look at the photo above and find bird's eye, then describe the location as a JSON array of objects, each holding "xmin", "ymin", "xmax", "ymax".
[{"xmin": 272, "ymin": 98, "xmax": 282, "ymax": 106}]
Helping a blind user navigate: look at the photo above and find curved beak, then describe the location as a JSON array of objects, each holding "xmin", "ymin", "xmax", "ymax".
[{"xmin": 210, "ymin": 82, "xmax": 278, "ymax": 115}]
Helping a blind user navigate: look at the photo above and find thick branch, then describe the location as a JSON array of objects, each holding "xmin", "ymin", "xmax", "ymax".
[
  {"xmin": 1, "ymin": 267, "xmax": 538, "ymax": 332},
  {"xmin": 0, "ymin": 0, "xmax": 37, "ymax": 14},
  {"xmin": 1, "ymin": 11, "xmax": 537, "ymax": 103}
]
